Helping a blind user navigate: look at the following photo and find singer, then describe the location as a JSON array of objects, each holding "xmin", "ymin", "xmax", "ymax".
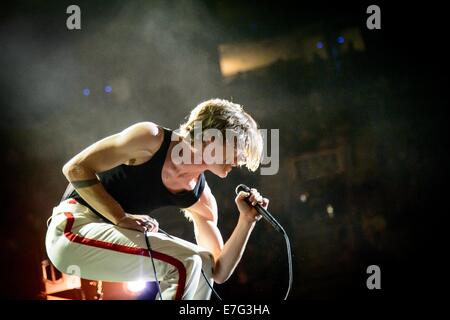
[{"xmin": 45, "ymin": 98, "xmax": 269, "ymax": 300}]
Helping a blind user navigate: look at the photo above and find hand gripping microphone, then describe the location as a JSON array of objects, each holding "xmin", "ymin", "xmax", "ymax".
[
  {"xmin": 235, "ymin": 184, "xmax": 285, "ymax": 234},
  {"xmin": 235, "ymin": 183, "xmax": 292, "ymax": 300}
]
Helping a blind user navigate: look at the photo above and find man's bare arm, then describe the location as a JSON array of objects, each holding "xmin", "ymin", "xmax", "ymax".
[
  {"xmin": 70, "ymin": 178, "xmax": 100, "ymax": 189},
  {"xmin": 62, "ymin": 121, "xmax": 163, "ymax": 224},
  {"xmin": 186, "ymin": 184, "xmax": 261, "ymax": 284}
]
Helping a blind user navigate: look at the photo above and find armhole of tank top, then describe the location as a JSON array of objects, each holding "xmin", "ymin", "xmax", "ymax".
[
  {"xmin": 197, "ymin": 173, "xmax": 206, "ymax": 197},
  {"xmin": 152, "ymin": 125, "xmax": 171, "ymax": 161}
]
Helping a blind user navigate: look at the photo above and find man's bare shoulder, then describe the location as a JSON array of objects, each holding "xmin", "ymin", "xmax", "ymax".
[{"xmin": 119, "ymin": 121, "xmax": 165, "ymax": 153}]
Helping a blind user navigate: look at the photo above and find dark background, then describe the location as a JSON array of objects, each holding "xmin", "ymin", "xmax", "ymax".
[{"xmin": 0, "ymin": 0, "xmax": 447, "ymax": 301}]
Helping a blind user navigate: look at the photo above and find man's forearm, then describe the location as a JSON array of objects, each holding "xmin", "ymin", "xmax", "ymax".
[
  {"xmin": 63, "ymin": 164, "xmax": 126, "ymax": 224},
  {"xmin": 213, "ymin": 216, "xmax": 256, "ymax": 284}
]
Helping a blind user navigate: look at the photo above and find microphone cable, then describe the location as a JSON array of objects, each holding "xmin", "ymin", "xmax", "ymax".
[
  {"xmin": 235, "ymin": 184, "xmax": 293, "ymax": 300},
  {"xmin": 144, "ymin": 184, "xmax": 293, "ymax": 301},
  {"xmin": 144, "ymin": 229, "xmax": 163, "ymax": 300},
  {"xmin": 144, "ymin": 227, "xmax": 222, "ymax": 300}
]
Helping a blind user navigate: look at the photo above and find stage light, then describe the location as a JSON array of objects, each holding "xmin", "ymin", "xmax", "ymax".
[
  {"xmin": 300, "ymin": 193, "xmax": 308, "ymax": 203},
  {"xmin": 83, "ymin": 88, "xmax": 90, "ymax": 96},
  {"xmin": 326, "ymin": 204, "xmax": 334, "ymax": 218},
  {"xmin": 337, "ymin": 36, "xmax": 345, "ymax": 44},
  {"xmin": 124, "ymin": 280, "xmax": 146, "ymax": 293},
  {"xmin": 104, "ymin": 85, "xmax": 112, "ymax": 93},
  {"xmin": 316, "ymin": 41, "xmax": 324, "ymax": 49}
]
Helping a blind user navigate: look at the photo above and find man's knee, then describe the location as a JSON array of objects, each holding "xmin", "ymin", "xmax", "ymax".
[
  {"xmin": 199, "ymin": 252, "xmax": 214, "ymax": 272},
  {"xmin": 176, "ymin": 249, "xmax": 215, "ymax": 277},
  {"xmin": 179, "ymin": 254, "xmax": 203, "ymax": 279},
  {"xmin": 186, "ymin": 254, "xmax": 203, "ymax": 268},
  {"xmin": 186, "ymin": 252, "xmax": 214, "ymax": 269}
]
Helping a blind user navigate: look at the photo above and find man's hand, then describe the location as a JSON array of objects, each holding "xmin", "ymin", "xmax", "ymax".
[
  {"xmin": 235, "ymin": 188, "xmax": 269, "ymax": 223},
  {"xmin": 115, "ymin": 213, "xmax": 159, "ymax": 233}
]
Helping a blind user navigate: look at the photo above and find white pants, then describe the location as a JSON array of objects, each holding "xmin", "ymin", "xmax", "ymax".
[{"xmin": 45, "ymin": 198, "xmax": 215, "ymax": 300}]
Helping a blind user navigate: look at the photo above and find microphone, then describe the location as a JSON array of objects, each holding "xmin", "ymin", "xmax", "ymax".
[{"xmin": 235, "ymin": 184, "xmax": 285, "ymax": 234}]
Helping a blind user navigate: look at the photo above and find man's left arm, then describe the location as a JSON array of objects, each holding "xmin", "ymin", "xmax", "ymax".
[
  {"xmin": 185, "ymin": 182, "xmax": 267, "ymax": 284},
  {"xmin": 186, "ymin": 182, "xmax": 223, "ymax": 261}
]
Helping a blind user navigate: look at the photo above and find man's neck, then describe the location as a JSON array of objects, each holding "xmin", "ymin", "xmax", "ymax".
[{"xmin": 168, "ymin": 137, "xmax": 207, "ymax": 179}]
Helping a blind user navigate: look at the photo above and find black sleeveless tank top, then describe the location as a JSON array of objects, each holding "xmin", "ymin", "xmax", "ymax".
[{"xmin": 62, "ymin": 126, "xmax": 206, "ymax": 218}]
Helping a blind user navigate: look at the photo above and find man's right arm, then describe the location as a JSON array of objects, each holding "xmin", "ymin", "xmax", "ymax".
[{"xmin": 62, "ymin": 122, "xmax": 163, "ymax": 225}]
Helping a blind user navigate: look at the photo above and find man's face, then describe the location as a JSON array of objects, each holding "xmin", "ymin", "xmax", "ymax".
[{"xmin": 205, "ymin": 140, "xmax": 243, "ymax": 178}]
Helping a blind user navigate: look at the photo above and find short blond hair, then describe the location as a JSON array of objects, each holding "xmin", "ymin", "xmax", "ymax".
[{"xmin": 178, "ymin": 98, "xmax": 263, "ymax": 172}]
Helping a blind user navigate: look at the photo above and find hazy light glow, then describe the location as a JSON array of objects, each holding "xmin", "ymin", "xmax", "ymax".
[
  {"xmin": 300, "ymin": 193, "xmax": 308, "ymax": 202},
  {"xmin": 125, "ymin": 280, "xmax": 146, "ymax": 293},
  {"xmin": 326, "ymin": 204, "xmax": 334, "ymax": 218}
]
